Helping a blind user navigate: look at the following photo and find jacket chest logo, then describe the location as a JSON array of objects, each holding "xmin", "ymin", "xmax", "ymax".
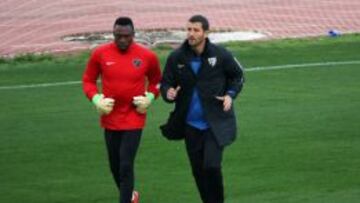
[
  {"xmin": 133, "ymin": 58, "xmax": 142, "ymax": 68},
  {"xmin": 177, "ymin": 64, "xmax": 185, "ymax": 69},
  {"xmin": 208, "ymin": 57, "xmax": 217, "ymax": 67},
  {"xmin": 105, "ymin": 61, "xmax": 116, "ymax": 66}
]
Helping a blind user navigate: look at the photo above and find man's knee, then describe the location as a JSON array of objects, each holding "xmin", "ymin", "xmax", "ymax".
[
  {"xmin": 204, "ymin": 166, "xmax": 221, "ymax": 176},
  {"xmin": 119, "ymin": 164, "xmax": 133, "ymax": 179},
  {"xmin": 204, "ymin": 167, "xmax": 224, "ymax": 203}
]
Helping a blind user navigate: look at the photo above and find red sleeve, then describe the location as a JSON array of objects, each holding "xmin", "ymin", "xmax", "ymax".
[
  {"xmin": 146, "ymin": 52, "xmax": 162, "ymax": 98},
  {"xmin": 82, "ymin": 49, "xmax": 101, "ymax": 101}
]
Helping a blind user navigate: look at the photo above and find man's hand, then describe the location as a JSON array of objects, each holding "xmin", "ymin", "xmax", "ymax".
[
  {"xmin": 133, "ymin": 92, "xmax": 155, "ymax": 114},
  {"xmin": 166, "ymin": 86, "xmax": 181, "ymax": 101},
  {"xmin": 215, "ymin": 95, "xmax": 232, "ymax": 112},
  {"xmin": 92, "ymin": 94, "xmax": 115, "ymax": 115}
]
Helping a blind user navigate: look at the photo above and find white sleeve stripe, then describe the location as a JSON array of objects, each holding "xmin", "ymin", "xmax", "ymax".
[{"xmin": 234, "ymin": 57, "xmax": 244, "ymax": 71}]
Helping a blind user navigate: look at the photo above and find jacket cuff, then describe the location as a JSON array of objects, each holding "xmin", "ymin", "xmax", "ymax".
[{"xmin": 226, "ymin": 90, "xmax": 236, "ymax": 99}]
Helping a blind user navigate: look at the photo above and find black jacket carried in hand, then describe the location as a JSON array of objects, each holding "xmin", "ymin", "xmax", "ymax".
[{"xmin": 160, "ymin": 39, "xmax": 244, "ymax": 146}]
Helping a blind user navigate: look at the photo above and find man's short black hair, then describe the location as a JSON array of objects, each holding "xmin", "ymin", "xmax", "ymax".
[
  {"xmin": 114, "ymin": 16, "xmax": 134, "ymax": 31},
  {"xmin": 189, "ymin": 15, "xmax": 209, "ymax": 31}
]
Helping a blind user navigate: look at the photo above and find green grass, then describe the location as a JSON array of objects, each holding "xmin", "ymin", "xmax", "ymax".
[{"xmin": 1, "ymin": 34, "xmax": 360, "ymax": 203}]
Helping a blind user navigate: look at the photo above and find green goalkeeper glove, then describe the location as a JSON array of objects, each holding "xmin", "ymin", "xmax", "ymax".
[
  {"xmin": 132, "ymin": 92, "xmax": 155, "ymax": 114},
  {"xmin": 92, "ymin": 94, "xmax": 115, "ymax": 115}
]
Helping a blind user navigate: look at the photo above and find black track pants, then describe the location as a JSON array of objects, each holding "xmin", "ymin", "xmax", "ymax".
[{"xmin": 104, "ymin": 129, "xmax": 142, "ymax": 203}]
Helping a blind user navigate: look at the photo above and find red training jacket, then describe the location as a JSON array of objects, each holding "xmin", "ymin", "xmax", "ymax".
[{"xmin": 82, "ymin": 42, "xmax": 162, "ymax": 130}]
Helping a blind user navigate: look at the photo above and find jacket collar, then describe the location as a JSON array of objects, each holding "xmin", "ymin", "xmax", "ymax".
[{"xmin": 180, "ymin": 38, "xmax": 212, "ymax": 57}]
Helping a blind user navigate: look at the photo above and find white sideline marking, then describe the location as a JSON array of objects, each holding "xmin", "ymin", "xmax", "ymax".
[
  {"xmin": 0, "ymin": 60, "xmax": 359, "ymax": 90},
  {"xmin": 246, "ymin": 60, "xmax": 360, "ymax": 72},
  {"xmin": 0, "ymin": 81, "xmax": 81, "ymax": 90}
]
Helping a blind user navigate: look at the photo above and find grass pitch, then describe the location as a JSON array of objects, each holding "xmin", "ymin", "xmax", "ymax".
[{"xmin": 0, "ymin": 35, "xmax": 359, "ymax": 203}]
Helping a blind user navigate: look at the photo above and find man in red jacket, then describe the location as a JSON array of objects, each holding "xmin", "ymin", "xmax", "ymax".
[{"xmin": 82, "ymin": 16, "xmax": 161, "ymax": 203}]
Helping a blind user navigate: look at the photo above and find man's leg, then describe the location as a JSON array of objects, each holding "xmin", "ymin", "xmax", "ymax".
[
  {"xmin": 104, "ymin": 129, "xmax": 142, "ymax": 203},
  {"xmin": 184, "ymin": 125, "xmax": 207, "ymax": 202},
  {"xmin": 203, "ymin": 129, "xmax": 224, "ymax": 203},
  {"xmin": 104, "ymin": 129, "xmax": 122, "ymax": 189},
  {"xmin": 119, "ymin": 130, "xmax": 142, "ymax": 203}
]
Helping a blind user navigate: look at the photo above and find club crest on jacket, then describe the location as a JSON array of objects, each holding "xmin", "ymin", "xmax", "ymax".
[
  {"xmin": 133, "ymin": 58, "xmax": 142, "ymax": 68},
  {"xmin": 208, "ymin": 57, "xmax": 217, "ymax": 67}
]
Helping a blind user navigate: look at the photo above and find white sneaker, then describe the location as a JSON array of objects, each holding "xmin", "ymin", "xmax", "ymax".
[{"xmin": 131, "ymin": 190, "xmax": 139, "ymax": 203}]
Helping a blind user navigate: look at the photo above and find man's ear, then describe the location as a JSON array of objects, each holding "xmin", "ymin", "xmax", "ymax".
[{"xmin": 205, "ymin": 30, "xmax": 210, "ymax": 37}]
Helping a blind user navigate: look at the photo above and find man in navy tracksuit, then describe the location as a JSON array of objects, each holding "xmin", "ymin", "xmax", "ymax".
[{"xmin": 160, "ymin": 15, "xmax": 244, "ymax": 203}]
